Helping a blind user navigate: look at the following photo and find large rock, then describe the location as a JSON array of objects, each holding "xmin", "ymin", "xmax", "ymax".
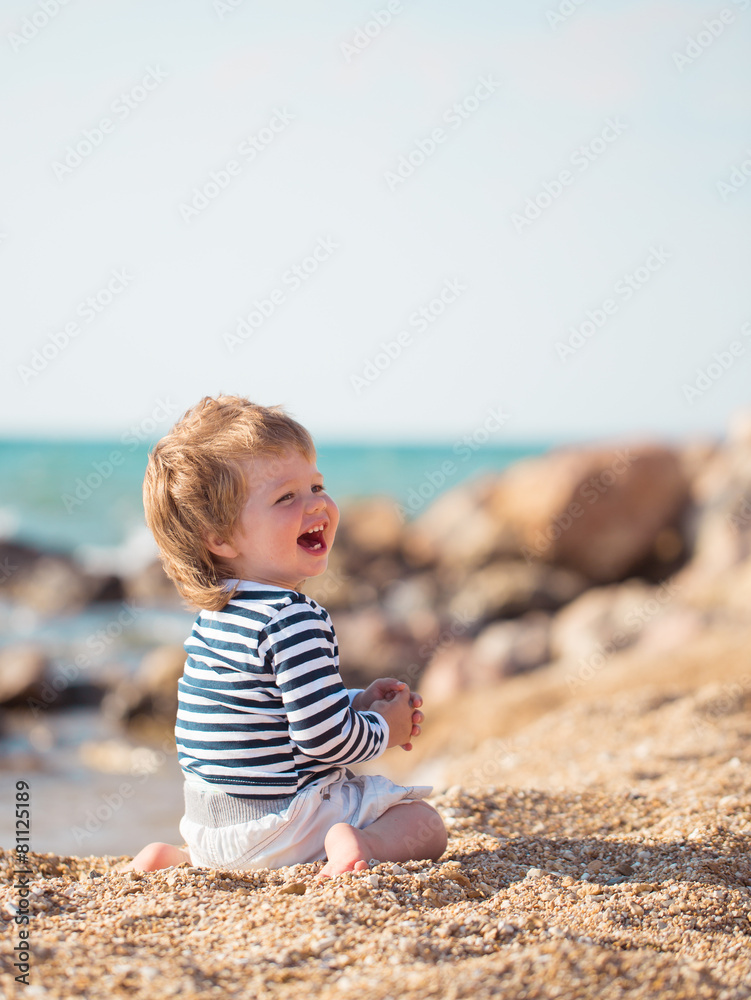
[
  {"xmin": 549, "ymin": 576, "xmax": 704, "ymax": 667},
  {"xmin": 0, "ymin": 644, "xmax": 48, "ymax": 705},
  {"xmin": 485, "ymin": 443, "xmax": 690, "ymax": 582},
  {"xmin": 446, "ymin": 560, "xmax": 588, "ymax": 621},
  {"xmin": 673, "ymin": 415, "xmax": 751, "ymax": 619},
  {"xmin": 332, "ymin": 606, "xmax": 423, "ymax": 688},
  {"xmin": 418, "ymin": 612, "xmax": 551, "ymax": 705},
  {"xmin": 103, "ymin": 645, "xmax": 186, "ymax": 727},
  {"xmin": 335, "ymin": 497, "xmax": 405, "ymax": 558},
  {"xmin": 401, "ymin": 476, "xmax": 518, "ymax": 572},
  {"xmin": 0, "ymin": 545, "xmax": 123, "ymax": 614},
  {"xmin": 123, "ymin": 558, "xmax": 184, "ymax": 607}
]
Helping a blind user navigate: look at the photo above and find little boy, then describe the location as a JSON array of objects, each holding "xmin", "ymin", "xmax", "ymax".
[{"xmin": 124, "ymin": 395, "xmax": 447, "ymax": 876}]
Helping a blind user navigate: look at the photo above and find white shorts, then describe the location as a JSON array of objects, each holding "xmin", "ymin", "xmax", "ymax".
[{"xmin": 179, "ymin": 767, "xmax": 433, "ymax": 871}]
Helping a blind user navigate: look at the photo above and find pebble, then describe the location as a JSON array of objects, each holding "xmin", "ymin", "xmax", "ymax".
[
  {"xmin": 4, "ymin": 757, "xmax": 750, "ymax": 1000},
  {"xmin": 278, "ymin": 882, "xmax": 307, "ymax": 895}
]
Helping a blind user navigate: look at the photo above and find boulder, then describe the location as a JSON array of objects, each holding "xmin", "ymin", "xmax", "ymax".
[
  {"xmin": 401, "ymin": 476, "xmax": 518, "ymax": 572},
  {"xmin": 550, "ymin": 580, "xmax": 660, "ymax": 663},
  {"xmin": 0, "ymin": 644, "xmax": 48, "ymax": 705},
  {"xmin": 332, "ymin": 606, "xmax": 423, "ymax": 689},
  {"xmin": 419, "ymin": 612, "xmax": 551, "ymax": 705},
  {"xmin": 335, "ymin": 497, "xmax": 405, "ymax": 558},
  {"xmin": 1, "ymin": 549, "xmax": 123, "ymax": 615},
  {"xmin": 446, "ymin": 560, "xmax": 588, "ymax": 622},
  {"xmin": 673, "ymin": 416, "xmax": 751, "ymax": 618},
  {"xmin": 485, "ymin": 443, "xmax": 690, "ymax": 583},
  {"xmin": 123, "ymin": 558, "xmax": 183, "ymax": 607},
  {"xmin": 103, "ymin": 645, "xmax": 186, "ymax": 727}
]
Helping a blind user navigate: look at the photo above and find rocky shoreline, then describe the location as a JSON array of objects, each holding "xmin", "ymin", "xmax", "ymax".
[{"xmin": 1, "ymin": 419, "xmax": 750, "ymax": 732}]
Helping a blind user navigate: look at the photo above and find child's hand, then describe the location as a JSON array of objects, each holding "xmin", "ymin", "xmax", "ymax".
[
  {"xmin": 369, "ymin": 685, "xmax": 414, "ymax": 749},
  {"xmin": 357, "ymin": 679, "xmax": 424, "ymax": 751},
  {"xmin": 355, "ymin": 678, "xmax": 406, "ymax": 710}
]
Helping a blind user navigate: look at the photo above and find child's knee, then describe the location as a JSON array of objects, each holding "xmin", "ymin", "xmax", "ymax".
[
  {"xmin": 409, "ymin": 802, "xmax": 448, "ymax": 858},
  {"xmin": 136, "ymin": 841, "xmax": 181, "ymax": 871}
]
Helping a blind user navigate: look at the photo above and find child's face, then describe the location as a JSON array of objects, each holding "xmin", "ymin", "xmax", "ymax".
[{"xmin": 214, "ymin": 448, "xmax": 339, "ymax": 591}]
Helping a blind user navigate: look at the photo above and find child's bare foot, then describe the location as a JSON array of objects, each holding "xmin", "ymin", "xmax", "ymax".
[
  {"xmin": 117, "ymin": 842, "xmax": 191, "ymax": 873},
  {"xmin": 318, "ymin": 823, "xmax": 372, "ymax": 878}
]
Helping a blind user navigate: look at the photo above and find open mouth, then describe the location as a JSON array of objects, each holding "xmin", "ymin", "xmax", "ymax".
[{"xmin": 297, "ymin": 522, "xmax": 327, "ymax": 552}]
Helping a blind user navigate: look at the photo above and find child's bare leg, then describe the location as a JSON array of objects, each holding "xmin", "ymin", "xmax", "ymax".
[
  {"xmin": 319, "ymin": 801, "xmax": 447, "ymax": 878},
  {"xmin": 118, "ymin": 842, "xmax": 191, "ymax": 873}
]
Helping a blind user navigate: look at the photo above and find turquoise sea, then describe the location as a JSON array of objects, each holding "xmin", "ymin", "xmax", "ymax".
[{"xmin": 0, "ymin": 438, "xmax": 551, "ymax": 563}]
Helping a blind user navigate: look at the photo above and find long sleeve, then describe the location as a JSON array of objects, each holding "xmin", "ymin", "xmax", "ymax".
[{"xmin": 259, "ymin": 604, "xmax": 389, "ymax": 765}]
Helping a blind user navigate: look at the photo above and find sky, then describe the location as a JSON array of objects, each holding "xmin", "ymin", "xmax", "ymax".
[{"xmin": 1, "ymin": 0, "xmax": 750, "ymax": 446}]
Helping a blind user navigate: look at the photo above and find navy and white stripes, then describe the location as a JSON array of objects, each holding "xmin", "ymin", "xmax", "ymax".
[{"xmin": 175, "ymin": 581, "xmax": 389, "ymax": 798}]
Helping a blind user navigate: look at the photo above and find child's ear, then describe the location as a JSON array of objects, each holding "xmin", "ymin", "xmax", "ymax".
[{"xmin": 204, "ymin": 531, "xmax": 238, "ymax": 560}]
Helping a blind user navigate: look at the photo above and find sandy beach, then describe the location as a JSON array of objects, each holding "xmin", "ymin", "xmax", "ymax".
[{"xmin": 2, "ymin": 633, "xmax": 749, "ymax": 1000}]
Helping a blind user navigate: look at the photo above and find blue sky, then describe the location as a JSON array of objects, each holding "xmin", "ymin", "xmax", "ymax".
[{"xmin": 1, "ymin": 0, "xmax": 750, "ymax": 444}]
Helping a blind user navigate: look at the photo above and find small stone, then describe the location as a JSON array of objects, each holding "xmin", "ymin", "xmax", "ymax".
[
  {"xmin": 278, "ymin": 882, "xmax": 306, "ymax": 895},
  {"xmin": 435, "ymin": 922, "xmax": 458, "ymax": 938},
  {"xmin": 526, "ymin": 867, "xmax": 544, "ymax": 880},
  {"xmin": 365, "ymin": 874, "xmax": 380, "ymax": 888},
  {"xmin": 444, "ymin": 872, "xmax": 471, "ymax": 888},
  {"xmin": 616, "ymin": 862, "xmax": 634, "ymax": 876},
  {"xmin": 390, "ymin": 864, "xmax": 407, "ymax": 876}
]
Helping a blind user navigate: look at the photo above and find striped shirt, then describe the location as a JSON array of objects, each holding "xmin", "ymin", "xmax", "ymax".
[{"xmin": 175, "ymin": 580, "xmax": 389, "ymax": 798}]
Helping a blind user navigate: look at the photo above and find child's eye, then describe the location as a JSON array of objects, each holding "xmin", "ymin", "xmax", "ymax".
[
  {"xmin": 275, "ymin": 492, "xmax": 294, "ymax": 503},
  {"xmin": 312, "ymin": 484, "xmax": 325, "ymax": 493}
]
